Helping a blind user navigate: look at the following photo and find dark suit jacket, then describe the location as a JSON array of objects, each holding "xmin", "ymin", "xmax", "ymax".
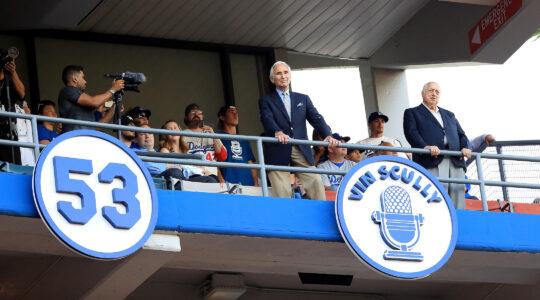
[
  {"xmin": 403, "ymin": 104, "xmax": 469, "ymax": 169},
  {"xmin": 258, "ymin": 90, "xmax": 331, "ymax": 166}
]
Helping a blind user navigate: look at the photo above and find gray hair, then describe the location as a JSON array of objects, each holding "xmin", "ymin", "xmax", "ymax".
[
  {"xmin": 269, "ymin": 61, "xmax": 291, "ymax": 79},
  {"xmin": 421, "ymin": 81, "xmax": 440, "ymax": 94}
]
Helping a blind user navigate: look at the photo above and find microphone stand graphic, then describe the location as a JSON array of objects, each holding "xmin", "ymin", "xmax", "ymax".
[{"xmin": 372, "ymin": 185, "xmax": 424, "ymax": 261}]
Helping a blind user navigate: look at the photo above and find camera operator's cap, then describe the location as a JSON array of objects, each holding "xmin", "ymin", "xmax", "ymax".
[
  {"xmin": 184, "ymin": 103, "xmax": 201, "ymax": 116},
  {"xmin": 368, "ymin": 112, "xmax": 389, "ymax": 123},
  {"xmin": 128, "ymin": 106, "xmax": 151, "ymax": 119},
  {"xmin": 331, "ymin": 133, "xmax": 351, "ymax": 142},
  {"xmin": 217, "ymin": 105, "xmax": 237, "ymax": 117}
]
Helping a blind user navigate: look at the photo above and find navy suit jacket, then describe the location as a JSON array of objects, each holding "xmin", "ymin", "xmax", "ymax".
[
  {"xmin": 403, "ymin": 104, "xmax": 469, "ymax": 169},
  {"xmin": 258, "ymin": 90, "xmax": 331, "ymax": 166}
]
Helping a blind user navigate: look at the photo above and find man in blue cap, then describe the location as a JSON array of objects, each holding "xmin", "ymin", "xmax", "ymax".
[{"xmin": 316, "ymin": 133, "xmax": 355, "ymax": 191}]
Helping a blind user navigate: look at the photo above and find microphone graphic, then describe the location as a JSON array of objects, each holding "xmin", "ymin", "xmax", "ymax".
[{"xmin": 372, "ymin": 185, "xmax": 424, "ymax": 261}]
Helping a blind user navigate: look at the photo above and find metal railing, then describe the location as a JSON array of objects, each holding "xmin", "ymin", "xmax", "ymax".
[
  {"xmin": 467, "ymin": 140, "xmax": 540, "ymax": 204},
  {"xmin": 1, "ymin": 110, "xmax": 540, "ymax": 212}
]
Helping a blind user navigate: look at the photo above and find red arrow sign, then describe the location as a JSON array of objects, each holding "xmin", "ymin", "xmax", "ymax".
[{"xmin": 468, "ymin": 0, "xmax": 522, "ymax": 54}]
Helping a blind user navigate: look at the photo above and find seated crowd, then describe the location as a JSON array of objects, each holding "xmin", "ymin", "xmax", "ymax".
[{"xmin": 0, "ymin": 61, "xmax": 491, "ymax": 208}]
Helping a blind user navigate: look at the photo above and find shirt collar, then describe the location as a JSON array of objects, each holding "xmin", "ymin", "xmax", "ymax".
[
  {"xmin": 422, "ymin": 102, "xmax": 439, "ymax": 113},
  {"xmin": 276, "ymin": 88, "xmax": 289, "ymax": 96}
]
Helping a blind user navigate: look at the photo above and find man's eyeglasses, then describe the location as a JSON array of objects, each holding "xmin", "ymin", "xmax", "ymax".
[
  {"xmin": 189, "ymin": 110, "xmax": 203, "ymax": 116},
  {"xmin": 136, "ymin": 114, "xmax": 148, "ymax": 119}
]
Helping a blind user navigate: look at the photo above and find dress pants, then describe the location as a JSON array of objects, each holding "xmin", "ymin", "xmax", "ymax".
[
  {"xmin": 268, "ymin": 146, "xmax": 326, "ymax": 200},
  {"xmin": 427, "ymin": 157, "xmax": 466, "ymax": 210}
]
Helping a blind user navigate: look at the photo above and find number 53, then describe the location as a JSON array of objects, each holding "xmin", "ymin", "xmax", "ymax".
[{"xmin": 53, "ymin": 156, "xmax": 141, "ymax": 229}]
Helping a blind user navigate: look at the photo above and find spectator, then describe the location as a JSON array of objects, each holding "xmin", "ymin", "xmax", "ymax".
[
  {"xmin": 58, "ymin": 65, "xmax": 124, "ymax": 133},
  {"xmin": 403, "ymin": 81, "xmax": 471, "ymax": 209},
  {"xmin": 312, "ymin": 128, "xmax": 331, "ymax": 165},
  {"xmin": 183, "ymin": 103, "xmax": 227, "ymax": 181},
  {"xmin": 159, "ymin": 120, "xmax": 189, "ymax": 154},
  {"xmin": 127, "ymin": 106, "xmax": 151, "ymax": 126},
  {"xmin": 469, "ymin": 134, "xmax": 495, "ymax": 153},
  {"xmin": 375, "ymin": 141, "xmax": 399, "ymax": 156},
  {"xmin": 357, "ymin": 112, "xmax": 409, "ymax": 160},
  {"xmin": 258, "ymin": 61, "xmax": 339, "ymax": 200},
  {"xmin": 345, "ymin": 148, "xmax": 362, "ymax": 163},
  {"xmin": 317, "ymin": 133, "xmax": 355, "ymax": 191},
  {"xmin": 216, "ymin": 105, "xmax": 258, "ymax": 186},
  {"xmin": 0, "ymin": 51, "xmax": 26, "ymax": 164},
  {"xmin": 157, "ymin": 120, "xmax": 218, "ymax": 183},
  {"xmin": 37, "ymin": 100, "xmax": 59, "ymax": 145},
  {"xmin": 119, "ymin": 115, "xmax": 138, "ymax": 148}
]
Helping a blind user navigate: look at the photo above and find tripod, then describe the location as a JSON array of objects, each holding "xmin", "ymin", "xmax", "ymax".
[
  {"xmin": 0, "ymin": 71, "xmax": 19, "ymax": 164},
  {"xmin": 112, "ymin": 90, "xmax": 124, "ymax": 139}
]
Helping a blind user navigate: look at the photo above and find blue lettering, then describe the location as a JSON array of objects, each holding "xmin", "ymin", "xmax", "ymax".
[
  {"xmin": 401, "ymin": 168, "xmax": 414, "ymax": 184},
  {"xmin": 390, "ymin": 166, "xmax": 400, "ymax": 180},
  {"xmin": 378, "ymin": 165, "xmax": 389, "ymax": 180},
  {"xmin": 427, "ymin": 190, "xmax": 442, "ymax": 203},
  {"xmin": 420, "ymin": 183, "xmax": 432, "ymax": 197},
  {"xmin": 359, "ymin": 171, "xmax": 376, "ymax": 188},
  {"xmin": 413, "ymin": 175, "xmax": 423, "ymax": 191},
  {"xmin": 349, "ymin": 182, "xmax": 364, "ymax": 201}
]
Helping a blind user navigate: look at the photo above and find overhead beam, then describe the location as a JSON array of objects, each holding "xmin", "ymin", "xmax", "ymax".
[{"xmin": 80, "ymin": 234, "xmax": 180, "ymax": 300}]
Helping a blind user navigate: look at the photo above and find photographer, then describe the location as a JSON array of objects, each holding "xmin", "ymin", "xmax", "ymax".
[
  {"xmin": 0, "ymin": 48, "xmax": 26, "ymax": 164},
  {"xmin": 58, "ymin": 65, "xmax": 124, "ymax": 133}
]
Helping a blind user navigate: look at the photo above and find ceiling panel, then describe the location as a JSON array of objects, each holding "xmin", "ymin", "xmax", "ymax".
[{"xmin": 7, "ymin": 0, "xmax": 434, "ymax": 59}]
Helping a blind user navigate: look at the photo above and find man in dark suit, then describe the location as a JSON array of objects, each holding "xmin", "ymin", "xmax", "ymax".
[
  {"xmin": 258, "ymin": 61, "xmax": 339, "ymax": 200},
  {"xmin": 403, "ymin": 81, "xmax": 471, "ymax": 209}
]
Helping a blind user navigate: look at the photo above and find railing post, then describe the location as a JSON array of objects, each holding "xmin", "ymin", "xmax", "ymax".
[
  {"xmin": 30, "ymin": 116, "xmax": 40, "ymax": 162},
  {"xmin": 496, "ymin": 145, "xmax": 510, "ymax": 202},
  {"xmin": 475, "ymin": 154, "xmax": 488, "ymax": 211},
  {"xmin": 256, "ymin": 138, "xmax": 268, "ymax": 197}
]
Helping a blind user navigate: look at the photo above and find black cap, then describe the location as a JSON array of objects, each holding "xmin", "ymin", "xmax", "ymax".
[
  {"xmin": 331, "ymin": 132, "xmax": 351, "ymax": 142},
  {"xmin": 217, "ymin": 105, "xmax": 237, "ymax": 117},
  {"xmin": 184, "ymin": 103, "xmax": 201, "ymax": 116},
  {"xmin": 368, "ymin": 112, "xmax": 389, "ymax": 123},
  {"xmin": 127, "ymin": 106, "xmax": 151, "ymax": 119},
  {"xmin": 121, "ymin": 115, "xmax": 136, "ymax": 126}
]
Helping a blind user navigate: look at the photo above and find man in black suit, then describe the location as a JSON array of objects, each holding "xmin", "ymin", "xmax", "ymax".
[
  {"xmin": 258, "ymin": 61, "xmax": 339, "ymax": 200},
  {"xmin": 403, "ymin": 82, "xmax": 471, "ymax": 209}
]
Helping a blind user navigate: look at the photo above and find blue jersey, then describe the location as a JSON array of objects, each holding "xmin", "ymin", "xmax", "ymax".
[
  {"xmin": 37, "ymin": 124, "xmax": 59, "ymax": 143},
  {"xmin": 220, "ymin": 134, "xmax": 256, "ymax": 186}
]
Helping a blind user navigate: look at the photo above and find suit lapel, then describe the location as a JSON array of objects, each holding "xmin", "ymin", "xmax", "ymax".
[
  {"xmin": 290, "ymin": 92, "xmax": 298, "ymax": 124},
  {"xmin": 418, "ymin": 104, "xmax": 443, "ymax": 130}
]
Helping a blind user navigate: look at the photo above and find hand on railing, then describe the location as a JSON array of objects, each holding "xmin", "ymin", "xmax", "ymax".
[
  {"xmin": 461, "ymin": 148, "xmax": 472, "ymax": 159},
  {"xmin": 275, "ymin": 131, "xmax": 290, "ymax": 144},
  {"xmin": 424, "ymin": 145, "xmax": 440, "ymax": 157}
]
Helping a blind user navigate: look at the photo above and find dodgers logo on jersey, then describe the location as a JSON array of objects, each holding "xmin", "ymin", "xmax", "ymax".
[
  {"xmin": 32, "ymin": 130, "xmax": 158, "ymax": 259},
  {"xmin": 336, "ymin": 156, "xmax": 458, "ymax": 279}
]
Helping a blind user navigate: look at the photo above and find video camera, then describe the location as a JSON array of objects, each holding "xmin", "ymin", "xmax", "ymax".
[
  {"xmin": 104, "ymin": 72, "xmax": 146, "ymax": 92},
  {"xmin": 0, "ymin": 47, "xmax": 19, "ymax": 69}
]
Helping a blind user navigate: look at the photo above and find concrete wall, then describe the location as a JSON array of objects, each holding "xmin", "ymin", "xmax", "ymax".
[
  {"xmin": 372, "ymin": 68, "xmax": 410, "ymax": 147},
  {"xmin": 371, "ymin": 1, "xmax": 490, "ymax": 68}
]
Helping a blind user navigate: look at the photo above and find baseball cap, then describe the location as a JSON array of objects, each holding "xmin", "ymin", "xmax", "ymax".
[
  {"xmin": 368, "ymin": 112, "xmax": 389, "ymax": 123},
  {"xmin": 121, "ymin": 115, "xmax": 138, "ymax": 126},
  {"xmin": 127, "ymin": 106, "xmax": 151, "ymax": 119},
  {"xmin": 331, "ymin": 132, "xmax": 351, "ymax": 142},
  {"xmin": 217, "ymin": 105, "xmax": 237, "ymax": 117},
  {"xmin": 184, "ymin": 103, "xmax": 201, "ymax": 116}
]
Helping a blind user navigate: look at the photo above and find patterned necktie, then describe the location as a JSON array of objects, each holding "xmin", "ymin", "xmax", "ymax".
[{"xmin": 282, "ymin": 92, "xmax": 291, "ymax": 120}]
